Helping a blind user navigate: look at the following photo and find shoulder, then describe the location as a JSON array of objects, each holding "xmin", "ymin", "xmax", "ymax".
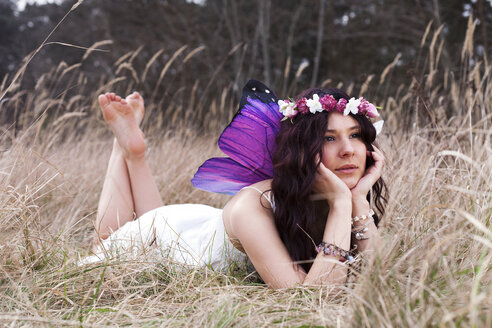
[
  {"xmin": 222, "ymin": 179, "xmax": 274, "ymax": 237},
  {"xmin": 225, "ymin": 179, "xmax": 273, "ymax": 212}
]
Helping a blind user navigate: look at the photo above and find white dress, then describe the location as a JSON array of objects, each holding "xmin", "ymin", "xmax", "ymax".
[{"xmin": 82, "ymin": 204, "xmax": 247, "ymax": 271}]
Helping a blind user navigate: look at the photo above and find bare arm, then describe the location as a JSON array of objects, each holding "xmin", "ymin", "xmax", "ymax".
[
  {"xmin": 302, "ymin": 199, "xmax": 352, "ymax": 286},
  {"xmin": 224, "ymin": 192, "xmax": 353, "ymax": 288},
  {"xmin": 302, "ymin": 161, "xmax": 354, "ymax": 286},
  {"xmin": 350, "ymin": 146, "xmax": 385, "ymax": 253}
]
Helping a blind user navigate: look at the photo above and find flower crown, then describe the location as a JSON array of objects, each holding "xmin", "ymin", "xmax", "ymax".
[{"xmin": 278, "ymin": 94, "xmax": 380, "ymax": 120}]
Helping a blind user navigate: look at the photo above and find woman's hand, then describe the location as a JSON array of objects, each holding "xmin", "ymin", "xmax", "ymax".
[
  {"xmin": 350, "ymin": 146, "xmax": 385, "ymax": 201},
  {"xmin": 313, "ymin": 161, "xmax": 352, "ymax": 207}
]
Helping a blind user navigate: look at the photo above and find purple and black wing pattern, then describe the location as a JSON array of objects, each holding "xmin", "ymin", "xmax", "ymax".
[{"xmin": 191, "ymin": 80, "xmax": 282, "ymax": 195}]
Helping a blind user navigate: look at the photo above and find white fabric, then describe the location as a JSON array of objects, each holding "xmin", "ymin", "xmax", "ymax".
[{"xmin": 81, "ymin": 204, "xmax": 246, "ymax": 271}]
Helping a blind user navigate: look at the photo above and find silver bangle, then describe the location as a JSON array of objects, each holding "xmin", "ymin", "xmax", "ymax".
[{"xmin": 352, "ymin": 222, "xmax": 370, "ymax": 240}]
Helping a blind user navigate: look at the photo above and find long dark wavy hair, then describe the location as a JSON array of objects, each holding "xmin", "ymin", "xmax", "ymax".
[{"xmin": 271, "ymin": 88, "xmax": 387, "ymax": 273}]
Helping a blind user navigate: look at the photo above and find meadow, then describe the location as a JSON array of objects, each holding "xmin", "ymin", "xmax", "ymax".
[{"xmin": 0, "ymin": 18, "xmax": 491, "ymax": 327}]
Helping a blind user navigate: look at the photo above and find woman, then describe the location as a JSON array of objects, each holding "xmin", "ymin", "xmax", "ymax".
[{"xmin": 90, "ymin": 80, "xmax": 386, "ymax": 289}]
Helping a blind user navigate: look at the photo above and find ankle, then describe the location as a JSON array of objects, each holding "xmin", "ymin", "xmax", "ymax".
[
  {"xmin": 124, "ymin": 151, "xmax": 147, "ymax": 163},
  {"xmin": 112, "ymin": 137, "xmax": 146, "ymax": 160}
]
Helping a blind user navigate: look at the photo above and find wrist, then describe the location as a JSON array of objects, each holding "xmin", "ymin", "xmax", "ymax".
[
  {"xmin": 326, "ymin": 201, "xmax": 352, "ymax": 226},
  {"xmin": 330, "ymin": 198, "xmax": 352, "ymax": 211},
  {"xmin": 325, "ymin": 188, "xmax": 351, "ymax": 205},
  {"xmin": 323, "ymin": 201, "xmax": 352, "ymax": 248},
  {"xmin": 351, "ymin": 193, "xmax": 368, "ymax": 204},
  {"xmin": 352, "ymin": 198, "xmax": 370, "ymax": 211}
]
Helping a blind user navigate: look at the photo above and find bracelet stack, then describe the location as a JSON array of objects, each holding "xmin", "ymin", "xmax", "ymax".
[
  {"xmin": 315, "ymin": 209, "xmax": 375, "ymax": 262},
  {"xmin": 316, "ymin": 241, "xmax": 354, "ymax": 263},
  {"xmin": 351, "ymin": 209, "xmax": 374, "ymax": 240}
]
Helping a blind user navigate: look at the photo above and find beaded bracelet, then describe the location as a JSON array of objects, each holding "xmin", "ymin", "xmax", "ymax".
[
  {"xmin": 351, "ymin": 209, "xmax": 375, "ymax": 225},
  {"xmin": 316, "ymin": 241, "xmax": 354, "ymax": 263}
]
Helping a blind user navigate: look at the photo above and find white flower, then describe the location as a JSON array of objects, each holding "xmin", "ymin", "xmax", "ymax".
[
  {"xmin": 344, "ymin": 97, "xmax": 361, "ymax": 116},
  {"xmin": 278, "ymin": 99, "xmax": 297, "ymax": 118},
  {"xmin": 306, "ymin": 94, "xmax": 323, "ymax": 113}
]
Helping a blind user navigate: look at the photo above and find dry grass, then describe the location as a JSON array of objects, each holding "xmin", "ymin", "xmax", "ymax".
[{"xmin": 0, "ymin": 22, "xmax": 491, "ymax": 327}]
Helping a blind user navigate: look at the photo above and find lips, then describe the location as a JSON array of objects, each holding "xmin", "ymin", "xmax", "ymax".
[{"xmin": 335, "ymin": 164, "xmax": 358, "ymax": 174}]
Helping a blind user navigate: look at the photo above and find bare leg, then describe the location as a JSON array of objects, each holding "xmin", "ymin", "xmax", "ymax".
[
  {"xmin": 95, "ymin": 139, "xmax": 134, "ymax": 240},
  {"xmin": 95, "ymin": 92, "xmax": 163, "ymax": 241},
  {"xmin": 121, "ymin": 92, "xmax": 163, "ymax": 216}
]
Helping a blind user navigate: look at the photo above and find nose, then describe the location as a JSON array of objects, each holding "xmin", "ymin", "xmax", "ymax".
[{"xmin": 339, "ymin": 138, "xmax": 354, "ymax": 157}]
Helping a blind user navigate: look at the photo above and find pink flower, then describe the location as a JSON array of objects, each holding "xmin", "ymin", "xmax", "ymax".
[
  {"xmin": 356, "ymin": 98, "xmax": 379, "ymax": 117},
  {"xmin": 320, "ymin": 94, "xmax": 337, "ymax": 111},
  {"xmin": 296, "ymin": 98, "xmax": 309, "ymax": 114},
  {"xmin": 366, "ymin": 103, "xmax": 379, "ymax": 118},
  {"xmin": 336, "ymin": 98, "xmax": 347, "ymax": 113},
  {"xmin": 358, "ymin": 98, "xmax": 370, "ymax": 115}
]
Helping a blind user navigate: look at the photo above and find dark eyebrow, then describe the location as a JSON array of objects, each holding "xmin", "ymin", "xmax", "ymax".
[{"xmin": 325, "ymin": 125, "xmax": 360, "ymax": 133}]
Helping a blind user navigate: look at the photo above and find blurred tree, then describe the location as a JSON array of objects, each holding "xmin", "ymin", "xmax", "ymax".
[
  {"xmin": 0, "ymin": 0, "xmax": 18, "ymax": 79},
  {"xmin": 1, "ymin": 0, "xmax": 490, "ymax": 113}
]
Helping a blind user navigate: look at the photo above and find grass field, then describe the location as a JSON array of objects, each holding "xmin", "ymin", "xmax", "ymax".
[{"xmin": 0, "ymin": 20, "xmax": 491, "ymax": 327}]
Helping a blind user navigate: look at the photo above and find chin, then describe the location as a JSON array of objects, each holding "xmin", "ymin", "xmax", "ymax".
[
  {"xmin": 345, "ymin": 182, "xmax": 357, "ymax": 189},
  {"xmin": 342, "ymin": 178, "xmax": 359, "ymax": 190}
]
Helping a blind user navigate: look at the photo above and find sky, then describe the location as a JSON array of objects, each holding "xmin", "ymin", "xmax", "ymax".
[
  {"xmin": 14, "ymin": 0, "xmax": 492, "ymax": 13},
  {"xmin": 16, "ymin": 0, "xmax": 63, "ymax": 11},
  {"xmin": 16, "ymin": 0, "xmax": 206, "ymax": 11}
]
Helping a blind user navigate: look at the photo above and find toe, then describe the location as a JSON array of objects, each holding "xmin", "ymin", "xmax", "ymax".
[
  {"xmin": 113, "ymin": 100, "xmax": 132, "ymax": 115},
  {"xmin": 127, "ymin": 92, "xmax": 142, "ymax": 102},
  {"xmin": 98, "ymin": 94, "xmax": 109, "ymax": 107}
]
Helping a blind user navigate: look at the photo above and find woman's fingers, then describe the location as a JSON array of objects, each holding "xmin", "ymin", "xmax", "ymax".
[
  {"xmin": 317, "ymin": 161, "xmax": 330, "ymax": 173},
  {"xmin": 369, "ymin": 153, "xmax": 384, "ymax": 171},
  {"xmin": 353, "ymin": 146, "xmax": 384, "ymax": 194},
  {"xmin": 350, "ymin": 146, "xmax": 385, "ymax": 196},
  {"xmin": 368, "ymin": 146, "xmax": 384, "ymax": 169},
  {"xmin": 317, "ymin": 161, "xmax": 340, "ymax": 181},
  {"xmin": 314, "ymin": 161, "xmax": 350, "ymax": 196},
  {"xmin": 315, "ymin": 162, "xmax": 328, "ymax": 182}
]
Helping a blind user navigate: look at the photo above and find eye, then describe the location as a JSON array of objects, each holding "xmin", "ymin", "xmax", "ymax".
[
  {"xmin": 324, "ymin": 136, "xmax": 335, "ymax": 142},
  {"xmin": 350, "ymin": 132, "xmax": 361, "ymax": 139}
]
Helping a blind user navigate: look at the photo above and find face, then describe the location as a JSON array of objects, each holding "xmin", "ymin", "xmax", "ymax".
[{"xmin": 321, "ymin": 112, "xmax": 367, "ymax": 189}]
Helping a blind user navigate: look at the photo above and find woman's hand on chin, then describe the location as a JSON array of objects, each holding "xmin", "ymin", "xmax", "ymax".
[
  {"xmin": 350, "ymin": 146, "xmax": 385, "ymax": 202},
  {"xmin": 313, "ymin": 162, "xmax": 352, "ymax": 207}
]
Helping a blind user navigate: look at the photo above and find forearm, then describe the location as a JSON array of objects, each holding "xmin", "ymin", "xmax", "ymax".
[
  {"xmin": 302, "ymin": 202, "xmax": 352, "ymax": 286},
  {"xmin": 352, "ymin": 197, "xmax": 380, "ymax": 253}
]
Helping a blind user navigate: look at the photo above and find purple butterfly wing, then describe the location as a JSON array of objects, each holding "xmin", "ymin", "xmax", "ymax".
[
  {"xmin": 190, "ymin": 157, "xmax": 271, "ymax": 195},
  {"xmin": 191, "ymin": 80, "xmax": 282, "ymax": 195}
]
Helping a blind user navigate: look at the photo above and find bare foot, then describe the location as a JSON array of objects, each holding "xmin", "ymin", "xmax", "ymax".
[
  {"xmin": 125, "ymin": 91, "xmax": 145, "ymax": 126},
  {"xmin": 98, "ymin": 93, "xmax": 146, "ymax": 159}
]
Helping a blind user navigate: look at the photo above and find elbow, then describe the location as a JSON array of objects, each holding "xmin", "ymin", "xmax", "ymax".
[
  {"xmin": 301, "ymin": 265, "xmax": 349, "ymax": 287},
  {"xmin": 266, "ymin": 270, "xmax": 306, "ymax": 289}
]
